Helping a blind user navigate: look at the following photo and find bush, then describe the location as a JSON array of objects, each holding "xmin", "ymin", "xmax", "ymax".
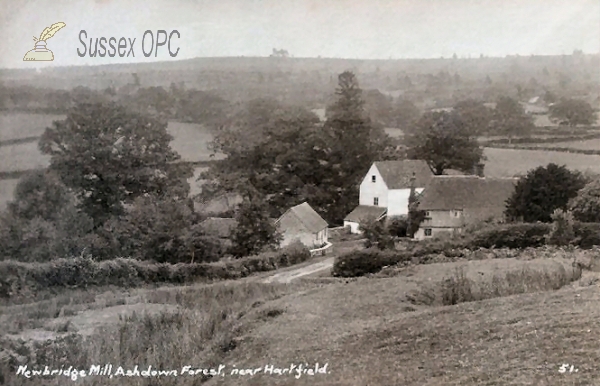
[
  {"xmin": 545, "ymin": 209, "xmax": 575, "ymax": 246},
  {"xmin": 469, "ymin": 223, "xmax": 551, "ymax": 249},
  {"xmin": 0, "ymin": 241, "xmax": 311, "ymax": 300},
  {"xmin": 388, "ymin": 217, "xmax": 408, "ymax": 237},
  {"xmin": 573, "ymin": 222, "xmax": 600, "ymax": 249},
  {"xmin": 332, "ymin": 249, "xmax": 410, "ymax": 277}
]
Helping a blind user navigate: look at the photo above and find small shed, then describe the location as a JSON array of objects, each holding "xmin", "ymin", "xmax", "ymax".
[{"xmin": 276, "ymin": 202, "xmax": 328, "ymax": 248}]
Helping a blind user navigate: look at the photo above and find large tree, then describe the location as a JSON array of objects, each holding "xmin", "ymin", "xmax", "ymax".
[
  {"xmin": 505, "ymin": 163, "xmax": 587, "ymax": 223},
  {"xmin": 405, "ymin": 111, "xmax": 483, "ymax": 175},
  {"xmin": 203, "ymin": 72, "xmax": 388, "ymax": 224},
  {"xmin": 490, "ymin": 96, "xmax": 534, "ymax": 143},
  {"xmin": 39, "ymin": 102, "xmax": 192, "ymax": 227},
  {"xmin": 453, "ymin": 99, "xmax": 492, "ymax": 136},
  {"xmin": 549, "ymin": 98, "xmax": 596, "ymax": 127}
]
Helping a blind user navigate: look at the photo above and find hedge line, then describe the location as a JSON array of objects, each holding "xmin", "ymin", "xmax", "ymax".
[
  {"xmin": 333, "ymin": 222, "xmax": 600, "ymax": 277},
  {"xmin": 0, "ymin": 241, "xmax": 310, "ymax": 299},
  {"xmin": 481, "ymin": 132, "xmax": 600, "ymax": 146}
]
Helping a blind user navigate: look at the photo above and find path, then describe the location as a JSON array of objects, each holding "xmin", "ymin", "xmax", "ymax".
[
  {"xmin": 262, "ymin": 257, "xmax": 334, "ymax": 284},
  {"xmin": 261, "ymin": 238, "xmax": 364, "ymax": 284}
]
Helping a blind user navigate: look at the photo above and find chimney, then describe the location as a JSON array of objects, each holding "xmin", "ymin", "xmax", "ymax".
[{"xmin": 473, "ymin": 163, "xmax": 485, "ymax": 178}]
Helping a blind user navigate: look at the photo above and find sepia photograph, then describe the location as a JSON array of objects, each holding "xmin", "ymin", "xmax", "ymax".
[{"xmin": 1, "ymin": 0, "xmax": 600, "ymax": 384}]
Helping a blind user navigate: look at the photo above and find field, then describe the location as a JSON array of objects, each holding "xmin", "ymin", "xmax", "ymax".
[
  {"xmin": 1, "ymin": 250, "xmax": 595, "ymax": 385},
  {"xmin": 482, "ymin": 147, "xmax": 600, "ymax": 177},
  {"xmin": 524, "ymin": 137, "xmax": 600, "ymax": 151},
  {"xmin": 0, "ymin": 113, "xmax": 63, "ymax": 142}
]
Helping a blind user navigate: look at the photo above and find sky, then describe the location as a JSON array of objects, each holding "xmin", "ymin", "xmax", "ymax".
[{"xmin": 1, "ymin": 0, "xmax": 599, "ymax": 69}]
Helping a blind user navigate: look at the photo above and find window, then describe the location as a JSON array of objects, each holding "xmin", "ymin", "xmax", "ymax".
[
  {"xmin": 425, "ymin": 211, "xmax": 430, "ymax": 217},
  {"xmin": 373, "ymin": 197, "xmax": 379, "ymax": 206},
  {"xmin": 454, "ymin": 211, "xmax": 461, "ymax": 217},
  {"xmin": 424, "ymin": 229, "xmax": 432, "ymax": 236},
  {"xmin": 371, "ymin": 175, "xmax": 376, "ymax": 183}
]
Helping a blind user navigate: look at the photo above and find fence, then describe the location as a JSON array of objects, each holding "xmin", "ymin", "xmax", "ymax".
[{"xmin": 310, "ymin": 241, "xmax": 333, "ymax": 257}]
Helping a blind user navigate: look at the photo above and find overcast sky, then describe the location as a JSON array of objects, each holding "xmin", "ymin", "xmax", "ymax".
[{"xmin": 1, "ymin": 0, "xmax": 599, "ymax": 69}]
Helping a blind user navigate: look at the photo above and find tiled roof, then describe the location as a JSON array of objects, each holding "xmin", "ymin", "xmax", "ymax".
[
  {"xmin": 277, "ymin": 202, "xmax": 328, "ymax": 233},
  {"xmin": 344, "ymin": 205, "xmax": 387, "ymax": 223},
  {"xmin": 418, "ymin": 176, "xmax": 517, "ymax": 212},
  {"xmin": 374, "ymin": 160, "xmax": 434, "ymax": 189}
]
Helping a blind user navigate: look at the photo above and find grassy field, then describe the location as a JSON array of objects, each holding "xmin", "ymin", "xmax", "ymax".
[
  {"xmin": 0, "ymin": 112, "xmax": 63, "ymax": 142},
  {"xmin": 0, "ymin": 252, "xmax": 592, "ymax": 385},
  {"xmin": 482, "ymin": 147, "xmax": 600, "ymax": 177},
  {"xmin": 0, "ymin": 113, "xmax": 218, "ymax": 208},
  {"xmin": 525, "ymin": 138, "xmax": 600, "ymax": 151}
]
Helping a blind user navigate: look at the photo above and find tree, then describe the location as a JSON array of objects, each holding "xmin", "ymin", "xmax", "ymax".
[
  {"xmin": 0, "ymin": 172, "xmax": 96, "ymax": 262},
  {"xmin": 363, "ymin": 89, "xmax": 394, "ymax": 127},
  {"xmin": 406, "ymin": 185, "xmax": 426, "ymax": 237},
  {"xmin": 489, "ymin": 96, "xmax": 534, "ymax": 143},
  {"xmin": 392, "ymin": 98, "xmax": 421, "ymax": 131},
  {"xmin": 569, "ymin": 178, "xmax": 600, "ymax": 222},
  {"xmin": 7, "ymin": 170, "xmax": 72, "ymax": 222},
  {"xmin": 453, "ymin": 99, "xmax": 492, "ymax": 136},
  {"xmin": 360, "ymin": 218, "xmax": 395, "ymax": 250},
  {"xmin": 320, "ymin": 71, "xmax": 388, "ymax": 222},
  {"xmin": 101, "ymin": 195, "xmax": 216, "ymax": 263},
  {"xmin": 406, "ymin": 111, "xmax": 483, "ymax": 175},
  {"xmin": 230, "ymin": 191, "xmax": 281, "ymax": 257},
  {"xmin": 549, "ymin": 98, "xmax": 596, "ymax": 127},
  {"xmin": 505, "ymin": 163, "xmax": 587, "ymax": 223},
  {"xmin": 203, "ymin": 72, "xmax": 388, "ymax": 224},
  {"xmin": 39, "ymin": 102, "xmax": 193, "ymax": 227}
]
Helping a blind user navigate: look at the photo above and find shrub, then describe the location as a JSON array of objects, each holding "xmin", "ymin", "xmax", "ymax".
[
  {"xmin": 360, "ymin": 220, "xmax": 395, "ymax": 250},
  {"xmin": 388, "ymin": 217, "xmax": 408, "ymax": 237},
  {"xmin": 545, "ymin": 209, "xmax": 575, "ymax": 246},
  {"xmin": 573, "ymin": 222, "xmax": 600, "ymax": 249},
  {"xmin": 469, "ymin": 223, "xmax": 550, "ymax": 249},
  {"xmin": 0, "ymin": 241, "xmax": 311, "ymax": 300},
  {"xmin": 332, "ymin": 249, "xmax": 410, "ymax": 277}
]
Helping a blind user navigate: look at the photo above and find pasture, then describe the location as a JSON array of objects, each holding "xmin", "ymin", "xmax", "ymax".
[
  {"xmin": 524, "ymin": 137, "xmax": 600, "ymax": 151},
  {"xmin": 482, "ymin": 147, "xmax": 600, "ymax": 177},
  {"xmin": 0, "ymin": 112, "xmax": 63, "ymax": 142}
]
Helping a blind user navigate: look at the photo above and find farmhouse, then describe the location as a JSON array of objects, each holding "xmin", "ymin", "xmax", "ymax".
[
  {"xmin": 276, "ymin": 202, "xmax": 328, "ymax": 248},
  {"xmin": 344, "ymin": 160, "xmax": 434, "ymax": 233},
  {"xmin": 413, "ymin": 175, "xmax": 517, "ymax": 240}
]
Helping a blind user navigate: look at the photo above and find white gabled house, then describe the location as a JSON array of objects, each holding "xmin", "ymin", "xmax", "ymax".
[{"xmin": 344, "ymin": 160, "xmax": 434, "ymax": 233}]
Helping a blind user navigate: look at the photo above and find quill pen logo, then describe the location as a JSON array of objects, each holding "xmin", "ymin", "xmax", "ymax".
[{"xmin": 23, "ymin": 22, "xmax": 66, "ymax": 61}]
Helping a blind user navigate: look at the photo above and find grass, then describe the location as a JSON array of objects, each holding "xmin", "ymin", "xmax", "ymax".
[
  {"xmin": 406, "ymin": 262, "xmax": 581, "ymax": 306},
  {"xmin": 0, "ymin": 253, "xmax": 594, "ymax": 385},
  {"xmin": 0, "ymin": 280, "xmax": 304, "ymax": 386},
  {"xmin": 0, "ymin": 112, "xmax": 63, "ymax": 142},
  {"xmin": 482, "ymin": 147, "xmax": 600, "ymax": 177},
  {"xmin": 527, "ymin": 137, "xmax": 600, "ymax": 151}
]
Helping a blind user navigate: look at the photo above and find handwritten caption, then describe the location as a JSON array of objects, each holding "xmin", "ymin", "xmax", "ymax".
[{"xmin": 16, "ymin": 363, "xmax": 329, "ymax": 381}]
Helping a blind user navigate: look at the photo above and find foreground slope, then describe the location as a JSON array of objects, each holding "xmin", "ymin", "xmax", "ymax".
[{"xmin": 207, "ymin": 258, "xmax": 598, "ymax": 385}]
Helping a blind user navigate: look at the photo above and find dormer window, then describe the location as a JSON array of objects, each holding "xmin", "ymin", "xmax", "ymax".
[{"xmin": 372, "ymin": 175, "xmax": 376, "ymax": 183}]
